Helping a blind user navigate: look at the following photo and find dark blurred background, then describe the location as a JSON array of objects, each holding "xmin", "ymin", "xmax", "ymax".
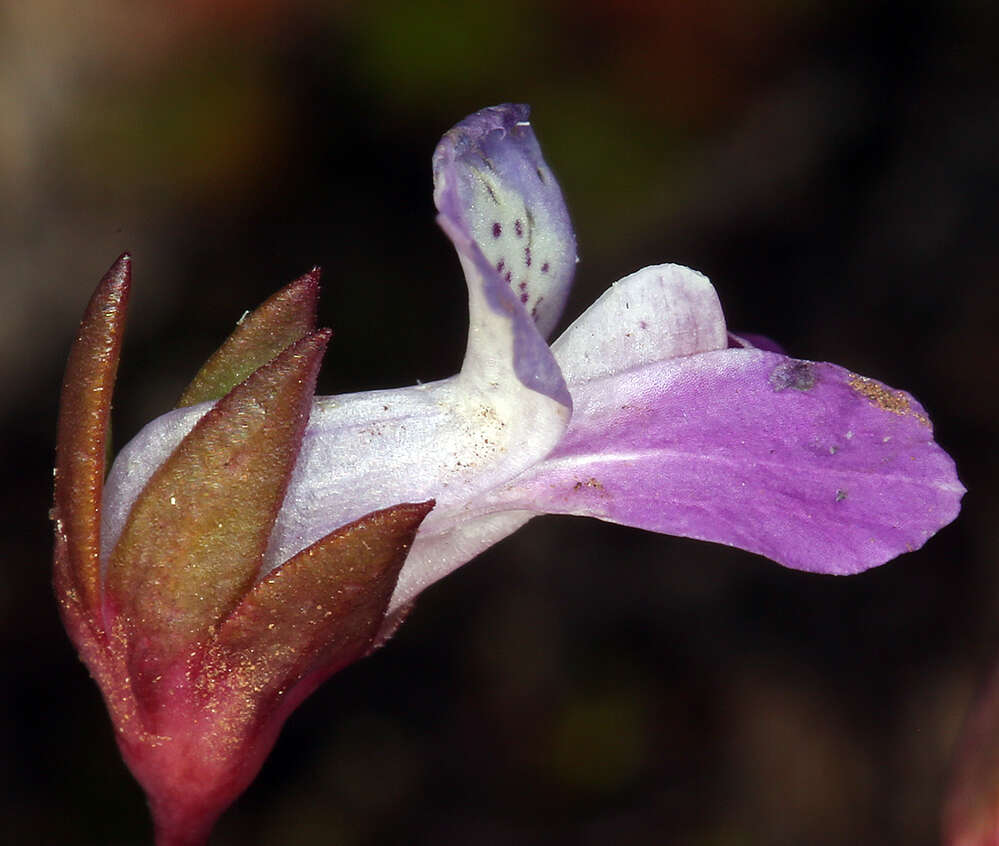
[{"xmin": 2, "ymin": 1, "xmax": 996, "ymax": 843}]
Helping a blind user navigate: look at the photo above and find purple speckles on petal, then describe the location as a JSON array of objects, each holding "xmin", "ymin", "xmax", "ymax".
[
  {"xmin": 770, "ymin": 360, "xmax": 817, "ymax": 392},
  {"xmin": 431, "ymin": 104, "xmax": 576, "ymax": 399},
  {"xmin": 541, "ymin": 262, "xmax": 549, "ymax": 274},
  {"xmin": 520, "ymin": 292, "xmax": 529, "ymax": 303},
  {"xmin": 432, "ymin": 104, "xmax": 577, "ymax": 342}
]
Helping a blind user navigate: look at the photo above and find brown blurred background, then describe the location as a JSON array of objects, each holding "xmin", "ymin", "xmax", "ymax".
[{"xmin": 2, "ymin": 1, "xmax": 996, "ymax": 843}]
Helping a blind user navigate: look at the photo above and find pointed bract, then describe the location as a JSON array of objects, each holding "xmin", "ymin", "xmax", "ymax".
[
  {"xmin": 53, "ymin": 253, "xmax": 131, "ymax": 624},
  {"xmin": 177, "ymin": 269, "xmax": 320, "ymax": 407},
  {"xmin": 214, "ymin": 501, "xmax": 435, "ymax": 708}
]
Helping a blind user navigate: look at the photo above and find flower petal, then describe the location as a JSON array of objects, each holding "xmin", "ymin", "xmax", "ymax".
[
  {"xmin": 728, "ymin": 331, "xmax": 785, "ymax": 353},
  {"xmin": 489, "ymin": 349, "xmax": 964, "ymax": 574},
  {"xmin": 434, "ymin": 103, "xmax": 575, "ymax": 405},
  {"xmin": 262, "ymin": 370, "xmax": 567, "ymax": 580},
  {"xmin": 106, "ymin": 104, "xmax": 575, "ymax": 603},
  {"xmin": 388, "ymin": 509, "xmax": 534, "ymax": 614},
  {"xmin": 552, "ymin": 264, "xmax": 728, "ymax": 382}
]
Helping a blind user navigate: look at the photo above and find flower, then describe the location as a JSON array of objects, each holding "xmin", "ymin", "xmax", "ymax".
[{"xmin": 54, "ymin": 104, "xmax": 963, "ymax": 844}]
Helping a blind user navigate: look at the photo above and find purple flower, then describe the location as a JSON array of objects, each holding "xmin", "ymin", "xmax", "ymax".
[
  {"xmin": 106, "ymin": 103, "xmax": 962, "ymax": 616},
  {"xmin": 54, "ymin": 103, "xmax": 962, "ymax": 844}
]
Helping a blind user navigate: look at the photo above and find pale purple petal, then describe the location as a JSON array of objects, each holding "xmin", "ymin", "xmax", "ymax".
[
  {"xmin": 434, "ymin": 104, "xmax": 576, "ymax": 405},
  {"xmin": 389, "ymin": 510, "xmax": 533, "ymax": 614},
  {"xmin": 552, "ymin": 264, "xmax": 728, "ymax": 382},
  {"xmin": 486, "ymin": 349, "xmax": 964, "ymax": 574}
]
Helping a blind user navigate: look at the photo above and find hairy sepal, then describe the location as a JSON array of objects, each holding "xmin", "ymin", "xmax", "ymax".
[
  {"xmin": 53, "ymin": 253, "xmax": 131, "ymax": 629},
  {"xmin": 105, "ymin": 331, "xmax": 330, "ymax": 701},
  {"xmin": 178, "ymin": 269, "xmax": 320, "ymax": 407}
]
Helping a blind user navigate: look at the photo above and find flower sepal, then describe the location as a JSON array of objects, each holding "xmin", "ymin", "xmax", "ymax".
[
  {"xmin": 176, "ymin": 267, "xmax": 321, "ymax": 408},
  {"xmin": 111, "ymin": 500, "xmax": 434, "ymax": 846},
  {"xmin": 53, "ymin": 255, "xmax": 433, "ymax": 846}
]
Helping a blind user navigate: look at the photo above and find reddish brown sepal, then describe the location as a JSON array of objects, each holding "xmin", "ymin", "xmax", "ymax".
[
  {"xmin": 177, "ymin": 268, "xmax": 321, "ymax": 408},
  {"xmin": 54, "ymin": 261, "xmax": 434, "ymax": 846},
  {"xmin": 53, "ymin": 253, "xmax": 131, "ymax": 626},
  {"xmin": 212, "ymin": 500, "xmax": 435, "ymax": 708},
  {"xmin": 122, "ymin": 502, "xmax": 433, "ymax": 846},
  {"xmin": 106, "ymin": 330, "xmax": 331, "ymax": 685}
]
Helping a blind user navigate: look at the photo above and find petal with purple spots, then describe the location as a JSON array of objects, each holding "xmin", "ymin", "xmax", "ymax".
[{"xmin": 433, "ymin": 104, "xmax": 576, "ymax": 406}]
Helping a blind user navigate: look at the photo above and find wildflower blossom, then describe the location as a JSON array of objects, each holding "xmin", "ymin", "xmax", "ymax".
[{"xmin": 53, "ymin": 104, "xmax": 962, "ymax": 845}]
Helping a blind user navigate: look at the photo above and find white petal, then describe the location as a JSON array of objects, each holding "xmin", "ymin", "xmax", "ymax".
[
  {"xmin": 264, "ymin": 377, "xmax": 567, "ymax": 584},
  {"xmin": 389, "ymin": 510, "xmax": 533, "ymax": 614},
  {"xmin": 552, "ymin": 263, "xmax": 728, "ymax": 383},
  {"xmin": 101, "ymin": 402, "xmax": 208, "ymax": 569}
]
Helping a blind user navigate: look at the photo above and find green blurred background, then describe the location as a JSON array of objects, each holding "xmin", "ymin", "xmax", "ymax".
[{"xmin": 2, "ymin": 1, "xmax": 996, "ymax": 843}]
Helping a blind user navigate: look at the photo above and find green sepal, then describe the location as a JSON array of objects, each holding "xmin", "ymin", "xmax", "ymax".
[
  {"xmin": 106, "ymin": 330, "xmax": 330, "ymax": 681},
  {"xmin": 177, "ymin": 269, "xmax": 320, "ymax": 407},
  {"xmin": 209, "ymin": 501, "xmax": 435, "ymax": 705}
]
